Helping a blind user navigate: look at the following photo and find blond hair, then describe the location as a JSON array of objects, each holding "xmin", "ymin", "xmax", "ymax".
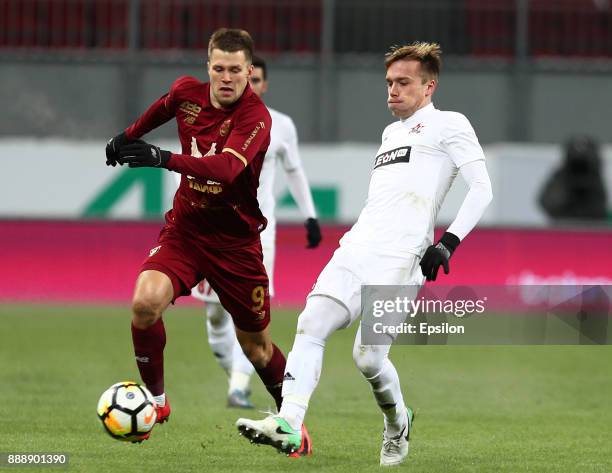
[{"xmin": 384, "ymin": 42, "xmax": 442, "ymax": 83}]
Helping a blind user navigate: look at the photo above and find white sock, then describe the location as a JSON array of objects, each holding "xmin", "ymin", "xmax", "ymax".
[
  {"xmin": 280, "ymin": 333, "xmax": 326, "ymax": 430},
  {"xmin": 367, "ymin": 358, "xmax": 407, "ymax": 437},
  {"xmin": 153, "ymin": 393, "xmax": 166, "ymax": 407},
  {"xmin": 228, "ymin": 371, "xmax": 250, "ymax": 393},
  {"xmin": 232, "ymin": 338, "xmax": 255, "ymax": 376},
  {"xmin": 205, "ymin": 303, "xmax": 234, "ymax": 374},
  {"xmin": 228, "ymin": 340, "xmax": 254, "ymax": 394}
]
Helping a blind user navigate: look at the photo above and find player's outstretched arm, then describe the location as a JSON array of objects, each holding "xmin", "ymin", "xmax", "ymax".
[
  {"xmin": 162, "ymin": 109, "xmax": 272, "ymax": 184},
  {"xmin": 106, "ymin": 88, "xmax": 177, "ymax": 167},
  {"xmin": 117, "ymin": 139, "xmax": 252, "ymax": 185},
  {"xmin": 125, "ymin": 94, "xmax": 175, "ymax": 140},
  {"xmin": 118, "ymin": 140, "xmax": 172, "ymax": 168},
  {"xmin": 420, "ymin": 160, "xmax": 493, "ymax": 281},
  {"xmin": 122, "ymin": 77, "xmax": 190, "ymax": 141}
]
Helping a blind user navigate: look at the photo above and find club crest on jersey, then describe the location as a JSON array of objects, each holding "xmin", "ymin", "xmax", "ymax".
[
  {"xmin": 219, "ymin": 119, "xmax": 232, "ymax": 136},
  {"xmin": 373, "ymin": 146, "xmax": 411, "ymax": 169},
  {"xmin": 409, "ymin": 123, "xmax": 425, "ymax": 134}
]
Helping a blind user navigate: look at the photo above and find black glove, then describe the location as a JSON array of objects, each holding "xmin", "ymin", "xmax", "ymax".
[
  {"xmin": 419, "ymin": 232, "xmax": 460, "ymax": 281},
  {"xmin": 118, "ymin": 140, "xmax": 172, "ymax": 168},
  {"xmin": 105, "ymin": 132, "xmax": 130, "ymax": 167},
  {"xmin": 305, "ymin": 218, "xmax": 322, "ymax": 248}
]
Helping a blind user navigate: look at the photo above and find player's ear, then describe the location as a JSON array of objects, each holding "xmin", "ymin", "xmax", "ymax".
[{"xmin": 425, "ymin": 79, "xmax": 437, "ymax": 97}]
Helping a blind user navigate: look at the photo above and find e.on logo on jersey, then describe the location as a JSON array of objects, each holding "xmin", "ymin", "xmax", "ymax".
[{"xmin": 373, "ymin": 146, "xmax": 412, "ymax": 169}]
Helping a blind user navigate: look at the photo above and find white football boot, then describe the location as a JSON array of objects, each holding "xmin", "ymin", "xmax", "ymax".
[{"xmin": 380, "ymin": 406, "xmax": 414, "ymax": 467}]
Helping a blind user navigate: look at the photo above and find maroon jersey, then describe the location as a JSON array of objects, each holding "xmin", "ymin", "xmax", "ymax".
[{"xmin": 125, "ymin": 76, "xmax": 271, "ymax": 248}]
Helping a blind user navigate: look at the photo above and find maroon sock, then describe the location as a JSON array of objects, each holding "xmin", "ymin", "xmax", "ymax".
[
  {"xmin": 131, "ymin": 318, "xmax": 166, "ymax": 396},
  {"xmin": 254, "ymin": 344, "xmax": 286, "ymax": 411}
]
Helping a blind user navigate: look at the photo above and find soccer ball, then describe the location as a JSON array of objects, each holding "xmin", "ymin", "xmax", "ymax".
[{"xmin": 97, "ymin": 381, "xmax": 157, "ymax": 442}]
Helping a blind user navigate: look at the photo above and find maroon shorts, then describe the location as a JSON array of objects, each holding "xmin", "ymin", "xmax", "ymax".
[{"xmin": 141, "ymin": 225, "xmax": 270, "ymax": 332}]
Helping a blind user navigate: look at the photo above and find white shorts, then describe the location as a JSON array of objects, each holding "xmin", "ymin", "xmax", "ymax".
[
  {"xmin": 308, "ymin": 244, "xmax": 425, "ymax": 324},
  {"xmin": 191, "ymin": 242, "xmax": 276, "ymax": 303}
]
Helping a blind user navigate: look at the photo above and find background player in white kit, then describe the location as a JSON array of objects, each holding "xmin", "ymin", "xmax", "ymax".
[
  {"xmin": 189, "ymin": 56, "xmax": 322, "ymax": 408},
  {"xmin": 236, "ymin": 42, "xmax": 493, "ymax": 465}
]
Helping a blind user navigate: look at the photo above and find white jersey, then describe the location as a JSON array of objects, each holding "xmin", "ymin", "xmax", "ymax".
[
  {"xmin": 257, "ymin": 107, "xmax": 303, "ymax": 246},
  {"xmin": 341, "ymin": 103, "xmax": 485, "ymax": 257}
]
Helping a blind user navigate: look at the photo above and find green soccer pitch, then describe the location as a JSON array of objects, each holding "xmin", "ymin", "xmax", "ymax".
[{"xmin": 1, "ymin": 304, "xmax": 611, "ymax": 473}]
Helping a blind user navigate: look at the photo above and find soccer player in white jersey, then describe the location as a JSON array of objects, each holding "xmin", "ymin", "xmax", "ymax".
[
  {"xmin": 236, "ymin": 42, "xmax": 493, "ymax": 465},
  {"xmin": 191, "ymin": 56, "xmax": 322, "ymax": 409}
]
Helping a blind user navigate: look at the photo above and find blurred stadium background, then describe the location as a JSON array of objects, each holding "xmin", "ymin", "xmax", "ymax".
[
  {"xmin": 1, "ymin": 2, "xmax": 612, "ymax": 471},
  {"xmin": 1, "ymin": 0, "xmax": 611, "ymax": 306}
]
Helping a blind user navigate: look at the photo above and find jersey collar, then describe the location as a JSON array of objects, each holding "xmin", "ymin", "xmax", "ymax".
[{"xmin": 400, "ymin": 102, "xmax": 435, "ymax": 123}]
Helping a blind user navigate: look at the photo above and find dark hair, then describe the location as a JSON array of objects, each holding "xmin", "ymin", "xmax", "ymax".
[
  {"xmin": 251, "ymin": 55, "xmax": 267, "ymax": 80},
  {"xmin": 208, "ymin": 28, "xmax": 254, "ymax": 63}
]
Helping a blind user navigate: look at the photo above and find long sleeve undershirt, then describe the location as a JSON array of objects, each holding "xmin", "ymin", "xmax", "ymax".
[
  {"xmin": 446, "ymin": 159, "xmax": 493, "ymax": 240},
  {"xmin": 284, "ymin": 166, "xmax": 317, "ymax": 219}
]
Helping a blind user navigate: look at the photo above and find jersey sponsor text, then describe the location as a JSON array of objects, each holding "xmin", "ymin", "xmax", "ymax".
[{"xmin": 374, "ymin": 146, "xmax": 411, "ymax": 169}]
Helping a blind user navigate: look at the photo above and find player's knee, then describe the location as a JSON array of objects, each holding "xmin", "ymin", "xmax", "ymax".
[
  {"xmin": 352, "ymin": 343, "xmax": 385, "ymax": 379},
  {"xmin": 296, "ymin": 309, "xmax": 316, "ymax": 336},
  {"xmin": 296, "ymin": 305, "xmax": 334, "ymax": 339},
  {"xmin": 296, "ymin": 296, "xmax": 349, "ymax": 340},
  {"xmin": 132, "ymin": 296, "xmax": 163, "ymax": 329},
  {"xmin": 131, "ymin": 271, "xmax": 172, "ymax": 329}
]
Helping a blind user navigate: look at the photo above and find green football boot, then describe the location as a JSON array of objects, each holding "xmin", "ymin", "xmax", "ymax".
[{"xmin": 236, "ymin": 415, "xmax": 302, "ymax": 455}]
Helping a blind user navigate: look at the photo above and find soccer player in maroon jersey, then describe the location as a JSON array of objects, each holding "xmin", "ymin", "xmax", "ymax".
[{"xmin": 104, "ymin": 28, "xmax": 310, "ymax": 454}]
